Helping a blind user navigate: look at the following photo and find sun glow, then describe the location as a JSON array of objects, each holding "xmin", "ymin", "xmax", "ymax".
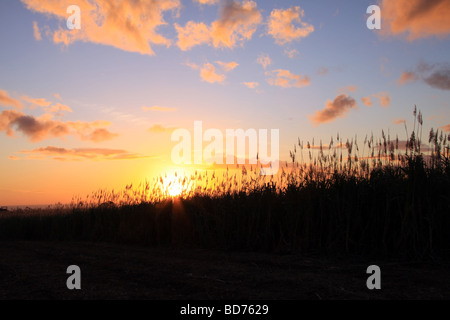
[
  {"xmin": 167, "ymin": 181, "xmax": 183, "ymax": 197},
  {"xmin": 162, "ymin": 174, "xmax": 190, "ymax": 198}
]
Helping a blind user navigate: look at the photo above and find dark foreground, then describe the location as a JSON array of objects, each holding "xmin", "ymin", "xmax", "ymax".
[{"xmin": 1, "ymin": 241, "xmax": 449, "ymax": 299}]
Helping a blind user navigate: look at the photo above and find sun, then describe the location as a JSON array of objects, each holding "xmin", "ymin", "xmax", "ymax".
[
  {"xmin": 158, "ymin": 169, "xmax": 197, "ymax": 199},
  {"xmin": 162, "ymin": 174, "xmax": 188, "ymax": 198},
  {"xmin": 168, "ymin": 183, "xmax": 183, "ymax": 197}
]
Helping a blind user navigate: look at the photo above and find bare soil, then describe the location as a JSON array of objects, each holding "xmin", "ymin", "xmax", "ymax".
[{"xmin": 1, "ymin": 241, "xmax": 449, "ymax": 299}]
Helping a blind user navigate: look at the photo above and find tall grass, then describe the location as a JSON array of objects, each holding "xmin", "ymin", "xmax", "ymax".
[{"xmin": 1, "ymin": 107, "xmax": 449, "ymax": 259}]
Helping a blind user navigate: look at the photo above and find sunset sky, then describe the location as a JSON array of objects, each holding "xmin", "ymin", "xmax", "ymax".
[{"xmin": 1, "ymin": 0, "xmax": 450, "ymax": 206}]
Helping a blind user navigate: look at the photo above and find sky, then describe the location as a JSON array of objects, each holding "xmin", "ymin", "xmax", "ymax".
[{"xmin": 1, "ymin": 0, "xmax": 450, "ymax": 206}]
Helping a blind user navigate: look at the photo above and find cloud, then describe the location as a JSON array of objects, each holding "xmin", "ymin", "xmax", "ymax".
[
  {"xmin": 307, "ymin": 143, "xmax": 347, "ymax": 150},
  {"xmin": 393, "ymin": 118, "xmax": 406, "ymax": 125},
  {"xmin": 362, "ymin": 92, "xmax": 391, "ymax": 108},
  {"xmin": 417, "ymin": 61, "xmax": 435, "ymax": 73},
  {"xmin": 142, "ymin": 105, "xmax": 177, "ymax": 112},
  {"xmin": 54, "ymin": 93, "xmax": 62, "ymax": 100},
  {"xmin": 22, "ymin": 96, "xmax": 51, "ymax": 107},
  {"xmin": 184, "ymin": 61, "xmax": 200, "ymax": 70},
  {"xmin": 193, "ymin": 0, "xmax": 218, "ymax": 4},
  {"xmin": 266, "ymin": 69, "xmax": 310, "ymax": 88},
  {"xmin": 17, "ymin": 146, "xmax": 146, "ymax": 161},
  {"xmin": 397, "ymin": 71, "xmax": 419, "ymax": 85},
  {"xmin": 175, "ymin": 21, "xmax": 211, "ymax": 51},
  {"xmin": 284, "ymin": 48, "xmax": 299, "ymax": 58},
  {"xmin": 267, "ymin": 6, "xmax": 314, "ymax": 45},
  {"xmin": 424, "ymin": 68, "xmax": 450, "ymax": 90},
  {"xmin": 427, "ymin": 115, "xmax": 439, "ymax": 121},
  {"xmin": 373, "ymin": 92, "xmax": 391, "ymax": 108},
  {"xmin": 0, "ymin": 89, "xmax": 22, "ymax": 109},
  {"xmin": 338, "ymin": 85, "xmax": 357, "ymax": 93},
  {"xmin": 175, "ymin": 0, "xmax": 262, "ymax": 50},
  {"xmin": 200, "ymin": 63, "xmax": 226, "ymax": 83},
  {"xmin": 440, "ymin": 124, "xmax": 450, "ymax": 132},
  {"xmin": 0, "ymin": 110, "xmax": 67, "ymax": 141},
  {"xmin": 84, "ymin": 128, "xmax": 118, "ymax": 142},
  {"xmin": 309, "ymin": 94, "xmax": 357, "ymax": 125},
  {"xmin": 211, "ymin": 0, "xmax": 262, "ymax": 48},
  {"xmin": 8, "ymin": 156, "xmax": 20, "ymax": 160},
  {"xmin": 257, "ymin": 53, "xmax": 271, "ymax": 69},
  {"xmin": 361, "ymin": 96, "xmax": 373, "ymax": 107},
  {"xmin": 186, "ymin": 61, "xmax": 236, "ymax": 83},
  {"xmin": 374, "ymin": 140, "xmax": 432, "ymax": 153},
  {"xmin": 380, "ymin": 0, "xmax": 450, "ymax": 40},
  {"xmin": 0, "ymin": 109, "xmax": 117, "ymax": 142},
  {"xmin": 33, "ymin": 21, "xmax": 42, "ymax": 41},
  {"xmin": 215, "ymin": 61, "xmax": 239, "ymax": 72},
  {"xmin": 21, "ymin": 0, "xmax": 181, "ymax": 55},
  {"xmin": 47, "ymin": 103, "xmax": 72, "ymax": 113},
  {"xmin": 241, "ymin": 82, "xmax": 259, "ymax": 89},
  {"xmin": 400, "ymin": 62, "xmax": 450, "ymax": 90},
  {"xmin": 22, "ymin": 95, "xmax": 72, "ymax": 113},
  {"xmin": 148, "ymin": 124, "xmax": 177, "ymax": 133}
]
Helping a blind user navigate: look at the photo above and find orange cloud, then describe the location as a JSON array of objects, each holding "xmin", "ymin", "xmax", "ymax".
[
  {"xmin": 175, "ymin": 21, "xmax": 211, "ymax": 51},
  {"xmin": 215, "ymin": 61, "xmax": 239, "ymax": 72},
  {"xmin": 440, "ymin": 124, "xmax": 450, "ymax": 132},
  {"xmin": 17, "ymin": 146, "xmax": 146, "ymax": 161},
  {"xmin": 193, "ymin": 0, "xmax": 219, "ymax": 4},
  {"xmin": 0, "ymin": 89, "xmax": 22, "ymax": 109},
  {"xmin": 33, "ymin": 21, "xmax": 42, "ymax": 41},
  {"xmin": 373, "ymin": 92, "xmax": 391, "ymax": 108},
  {"xmin": 22, "ymin": 96, "xmax": 51, "ymax": 107},
  {"xmin": 21, "ymin": 0, "xmax": 181, "ymax": 55},
  {"xmin": 84, "ymin": 128, "xmax": 118, "ymax": 142},
  {"xmin": 186, "ymin": 60, "xmax": 236, "ymax": 84},
  {"xmin": 361, "ymin": 96, "xmax": 373, "ymax": 107},
  {"xmin": 175, "ymin": 0, "xmax": 262, "ymax": 50},
  {"xmin": 211, "ymin": 0, "xmax": 262, "ymax": 48},
  {"xmin": 267, "ymin": 6, "xmax": 314, "ymax": 45},
  {"xmin": 380, "ymin": 0, "xmax": 450, "ymax": 40},
  {"xmin": 47, "ymin": 103, "xmax": 72, "ymax": 113},
  {"xmin": 338, "ymin": 85, "xmax": 357, "ymax": 93},
  {"xmin": 397, "ymin": 71, "xmax": 418, "ymax": 85},
  {"xmin": 309, "ymin": 94, "xmax": 357, "ymax": 125},
  {"xmin": 200, "ymin": 63, "xmax": 226, "ymax": 83},
  {"xmin": 142, "ymin": 105, "xmax": 177, "ymax": 112},
  {"xmin": 22, "ymin": 95, "xmax": 72, "ymax": 113},
  {"xmin": 398, "ymin": 62, "xmax": 450, "ymax": 90},
  {"xmin": 184, "ymin": 61, "xmax": 200, "ymax": 70},
  {"xmin": 242, "ymin": 82, "xmax": 259, "ymax": 89},
  {"xmin": 266, "ymin": 69, "xmax": 310, "ymax": 88},
  {"xmin": 362, "ymin": 92, "xmax": 391, "ymax": 108},
  {"xmin": 393, "ymin": 118, "xmax": 406, "ymax": 125},
  {"xmin": 256, "ymin": 53, "xmax": 271, "ymax": 69},
  {"xmin": 0, "ymin": 109, "xmax": 117, "ymax": 142},
  {"xmin": 148, "ymin": 124, "xmax": 177, "ymax": 133}
]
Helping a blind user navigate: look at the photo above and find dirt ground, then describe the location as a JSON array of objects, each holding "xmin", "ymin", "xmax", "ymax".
[{"xmin": 1, "ymin": 241, "xmax": 449, "ymax": 300}]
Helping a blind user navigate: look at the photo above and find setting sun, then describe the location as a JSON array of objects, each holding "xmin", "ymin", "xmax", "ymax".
[
  {"xmin": 162, "ymin": 174, "xmax": 189, "ymax": 198},
  {"xmin": 167, "ymin": 180, "xmax": 183, "ymax": 197}
]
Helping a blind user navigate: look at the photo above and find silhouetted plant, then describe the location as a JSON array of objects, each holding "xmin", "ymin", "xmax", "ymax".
[{"xmin": 1, "ymin": 107, "xmax": 449, "ymax": 260}]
